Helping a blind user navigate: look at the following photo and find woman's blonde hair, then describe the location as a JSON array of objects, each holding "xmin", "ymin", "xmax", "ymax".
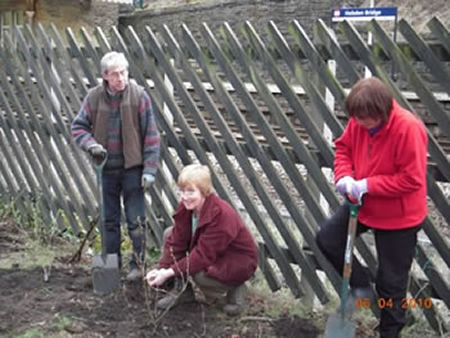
[{"xmin": 177, "ymin": 164, "xmax": 213, "ymax": 196}]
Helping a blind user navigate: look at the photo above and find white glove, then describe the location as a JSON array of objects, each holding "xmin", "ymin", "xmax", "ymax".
[
  {"xmin": 87, "ymin": 143, "xmax": 106, "ymax": 157},
  {"xmin": 335, "ymin": 176, "xmax": 355, "ymax": 196},
  {"xmin": 350, "ymin": 179, "xmax": 368, "ymax": 204},
  {"xmin": 141, "ymin": 173, "xmax": 155, "ymax": 190}
]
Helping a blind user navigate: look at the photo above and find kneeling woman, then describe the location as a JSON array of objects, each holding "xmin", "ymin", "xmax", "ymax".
[{"xmin": 145, "ymin": 164, "xmax": 258, "ymax": 316}]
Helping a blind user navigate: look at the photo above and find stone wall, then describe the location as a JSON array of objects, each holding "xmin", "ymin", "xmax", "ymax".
[
  {"xmin": 120, "ymin": 0, "xmax": 365, "ymax": 38},
  {"xmin": 34, "ymin": 0, "xmax": 119, "ymax": 37}
]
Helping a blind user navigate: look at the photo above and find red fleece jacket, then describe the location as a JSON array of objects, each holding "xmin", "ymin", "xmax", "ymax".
[
  {"xmin": 159, "ymin": 193, "xmax": 258, "ymax": 285},
  {"xmin": 334, "ymin": 100, "xmax": 428, "ymax": 230}
]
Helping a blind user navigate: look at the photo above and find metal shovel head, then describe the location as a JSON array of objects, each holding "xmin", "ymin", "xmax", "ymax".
[
  {"xmin": 92, "ymin": 253, "xmax": 120, "ymax": 295},
  {"xmin": 324, "ymin": 313, "xmax": 356, "ymax": 338}
]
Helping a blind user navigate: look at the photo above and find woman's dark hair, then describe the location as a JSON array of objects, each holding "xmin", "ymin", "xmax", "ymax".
[{"xmin": 345, "ymin": 77, "xmax": 393, "ymax": 121}]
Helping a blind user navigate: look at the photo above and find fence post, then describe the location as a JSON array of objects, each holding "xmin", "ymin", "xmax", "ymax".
[
  {"xmin": 300, "ymin": 46, "xmax": 336, "ymax": 306},
  {"xmin": 157, "ymin": 58, "xmax": 176, "ymax": 225}
]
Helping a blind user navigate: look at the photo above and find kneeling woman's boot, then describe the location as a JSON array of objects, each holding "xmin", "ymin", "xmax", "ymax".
[
  {"xmin": 223, "ymin": 283, "xmax": 247, "ymax": 316},
  {"xmin": 156, "ymin": 279, "xmax": 195, "ymax": 310}
]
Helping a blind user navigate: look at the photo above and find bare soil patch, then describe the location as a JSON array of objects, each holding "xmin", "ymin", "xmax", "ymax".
[{"xmin": 0, "ymin": 218, "xmax": 328, "ymax": 337}]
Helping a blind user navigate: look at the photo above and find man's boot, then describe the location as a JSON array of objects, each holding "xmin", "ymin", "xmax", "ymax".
[
  {"xmin": 156, "ymin": 279, "xmax": 196, "ymax": 310},
  {"xmin": 126, "ymin": 268, "xmax": 143, "ymax": 282},
  {"xmin": 223, "ymin": 283, "xmax": 247, "ymax": 316},
  {"xmin": 127, "ymin": 227, "xmax": 144, "ymax": 282}
]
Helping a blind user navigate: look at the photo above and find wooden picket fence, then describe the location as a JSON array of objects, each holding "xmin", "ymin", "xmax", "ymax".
[{"xmin": 0, "ymin": 17, "xmax": 449, "ymax": 332}]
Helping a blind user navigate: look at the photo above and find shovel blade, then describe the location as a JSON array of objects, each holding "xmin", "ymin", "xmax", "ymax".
[
  {"xmin": 324, "ymin": 314, "xmax": 356, "ymax": 338},
  {"xmin": 92, "ymin": 253, "xmax": 120, "ymax": 295}
]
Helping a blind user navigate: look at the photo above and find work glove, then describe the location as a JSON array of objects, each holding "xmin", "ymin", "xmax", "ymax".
[
  {"xmin": 350, "ymin": 179, "xmax": 368, "ymax": 204},
  {"xmin": 141, "ymin": 173, "xmax": 155, "ymax": 190},
  {"xmin": 335, "ymin": 176, "xmax": 355, "ymax": 196},
  {"xmin": 87, "ymin": 143, "xmax": 107, "ymax": 158}
]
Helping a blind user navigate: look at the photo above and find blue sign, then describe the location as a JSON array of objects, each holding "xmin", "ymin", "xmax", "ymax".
[{"xmin": 331, "ymin": 7, "xmax": 397, "ymax": 22}]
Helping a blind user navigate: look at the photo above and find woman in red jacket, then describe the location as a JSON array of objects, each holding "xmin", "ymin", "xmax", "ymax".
[
  {"xmin": 146, "ymin": 164, "xmax": 258, "ymax": 316},
  {"xmin": 316, "ymin": 77, "xmax": 428, "ymax": 338}
]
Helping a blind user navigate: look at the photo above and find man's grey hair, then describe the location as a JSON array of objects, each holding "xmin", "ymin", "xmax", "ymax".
[{"xmin": 100, "ymin": 51, "xmax": 129, "ymax": 74}]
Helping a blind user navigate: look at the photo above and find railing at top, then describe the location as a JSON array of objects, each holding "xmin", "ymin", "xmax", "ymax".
[{"xmin": 0, "ymin": 18, "xmax": 448, "ymax": 332}]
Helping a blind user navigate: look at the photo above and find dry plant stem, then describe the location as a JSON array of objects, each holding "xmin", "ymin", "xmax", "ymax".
[
  {"xmin": 69, "ymin": 214, "xmax": 99, "ymax": 264},
  {"xmin": 407, "ymin": 274, "xmax": 445, "ymax": 333},
  {"xmin": 144, "ymin": 246, "xmax": 193, "ymax": 334},
  {"xmin": 257, "ymin": 322, "xmax": 264, "ymax": 338},
  {"xmin": 239, "ymin": 316, "xmax": 275, "ymax": 322},
  {"xmin": 195, "ymin": 302, "xmax": 206, "ymax": 337},
  {"xmin": 42, "ymin": 265, "xmax": 52, "ymax": 282},
  {"xmin": 122, "ymin": 284, "xmax": 133, "ymax": 308}
]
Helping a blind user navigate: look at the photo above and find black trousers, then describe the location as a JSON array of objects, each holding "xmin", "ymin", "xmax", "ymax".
[{"xmin": 316, "ymin": 204, "xmax": 421, "ymax": 338}]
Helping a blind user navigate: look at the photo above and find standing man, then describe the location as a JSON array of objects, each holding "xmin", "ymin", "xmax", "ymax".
[
  {"xmin": 72, "ymin": 51, "xmax": 160, "ymax": 281},
  {"xmin": 316, "ymin": 77, "xmax": 428, "ymax": 338}
]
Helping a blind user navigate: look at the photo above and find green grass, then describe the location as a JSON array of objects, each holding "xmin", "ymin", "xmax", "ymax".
[
  {"xmin": 250, "ymin": 270, "xmax": 317, "ymax": 320},
  {"xmin": 5, "ymin": 315, "xmax": 74, "ymax": 338},
  {"xmin": 0, "ymin": 198, "xmax": 73, "ymax": 270}
]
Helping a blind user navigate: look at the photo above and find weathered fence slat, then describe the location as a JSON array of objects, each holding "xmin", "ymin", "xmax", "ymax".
[
  {"xmin": 415, "ymin": 243, "xmax": 450, "ymax": 308},
  {"xmin": 66, "ymin": 27, "xmax": 97, "ymax": 88},
  {"xmin": 428, "ymin": 17, "xmax": 450, "ymax": 54},
  {"xmin": 0, "ymin": 68, "xmax": 57, "ymax": 227},
  {"xmin": 241, "ymin": 22, "xmax": 338, "ymax": 208},
  {"xmin": 80, "ymin": 27, "xmax": 101, "ymax": 75},
  {"xmin": 0, "ymin": 128, "xmax": 31, "ymax": 216},
  {"xmin": 19, "ymin": 26, "xmax": 97, "ymax": 221},
  {"xmin": 245, "ymin": 23, "xmax": 336, "ymax": 168},
  {"xmin": 269, "ymin": 21, "xmax": 344, "ymax": 138},
  {"xmin": 289, "ymin": 20, "xmax": 347, "ymax": 110},
  {"xmin": 374, "ymin": 20, "xmax": 450, "ymax": 140},
  {"xmin": 94, "ymin": 27, "xmax": 112, "ymax": 54},
  {"xmin": 314, "ymin": 19, "xmax": 360, "ymax": 85},
  {"xmin": 34, "ymin": 24, "xmax": 78, "ymax": 121},
  {"xmin": 399, "ymin": 20, "xmax": 450, "ymax": 95},
  {"xmin": 408, "ymin": 273, "xmax": 445, "ymax": 333},
  {"xmin": 258, "ymin": 243, "xmax": 282, "ymax": 292},
  {"xmin": 49, "ymin": 24, "xmax": 88, "ymax": 99},
  {"xmin": 426, "ymin": 177, "xmax": 450, "ymax": 236},
  {"xmin": 12, "ymin": 27, "xmax": 91, "ymax": 230}
]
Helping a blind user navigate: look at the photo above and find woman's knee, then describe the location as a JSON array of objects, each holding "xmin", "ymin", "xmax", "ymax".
[
  {"xmin": 193, "ymin": 271, "xmax": 229, "ymax": 291},
  {"xmin": 316, "ymin": 222, "xmax": 339, "ymax": 253},
  {"xmin": 316, "ymin": 205, "xmax": 350, "ymax": 250}
]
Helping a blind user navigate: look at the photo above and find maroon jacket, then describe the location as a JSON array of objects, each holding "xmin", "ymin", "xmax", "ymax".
[{"xmin": 159, "ymin": 193, "xmax": 258, "ymax": 286}]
